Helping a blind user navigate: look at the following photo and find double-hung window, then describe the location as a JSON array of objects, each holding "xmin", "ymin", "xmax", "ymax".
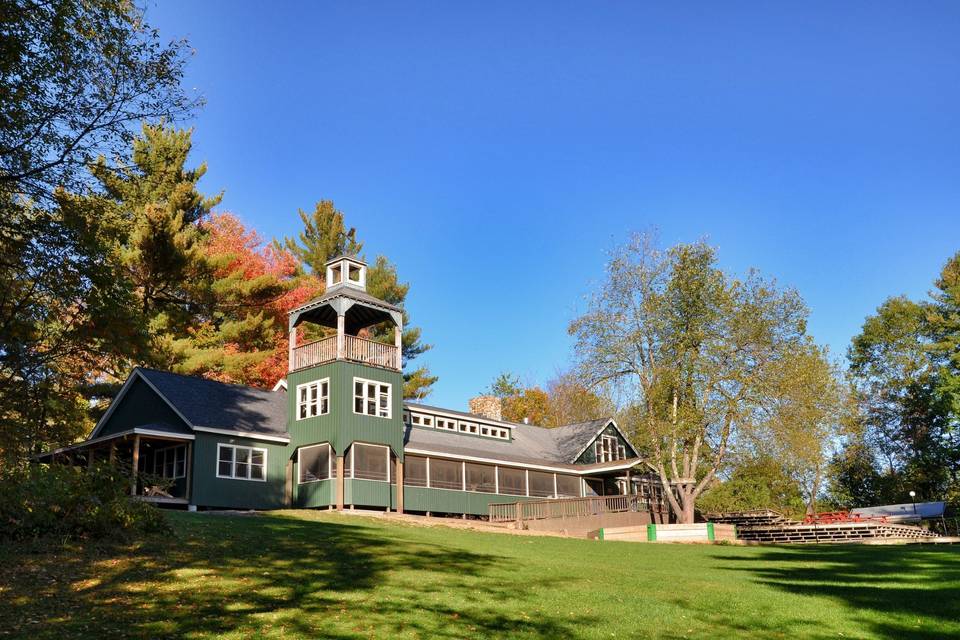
[
  {"xmin": 353, "ymin": 377, "xmax": 391, "ymax": 418},
  {"xmin": 217, "ymin": 444, "xmax": 267, "ymax": 481},
  {"xmin": 297, "ymin": 379, "xmax": 329, "ymax": 420}
]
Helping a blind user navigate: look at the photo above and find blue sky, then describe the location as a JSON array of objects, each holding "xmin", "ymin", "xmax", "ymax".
[{"xmin": 148, "ymin": 1, "xmax": 960, "ymax": 409}]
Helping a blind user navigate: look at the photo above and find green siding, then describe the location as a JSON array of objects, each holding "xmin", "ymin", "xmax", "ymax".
[
  {"xmin": 190, "ymin": 433, "xmax": 290, "ymax": 509},
  {"xmin": 575, "ymin": 424, "xmax": 638, "ymax": 464},
  {"xmin": 345, "ymin": 479, "xmax": 395, "ymax": 508},
  {"xmin": 403, "ymin": 487, "xmax": 538, "ymax": 516},
  {"xmin": 295, "ymin": 478, "xmax": 335, "ymax": 508},
  {"xmin": 97, "ymin": 378, "xmax": 191, "ymax": 437},
  {"xmin": 287, "ymin": 361, "xmax": 404, "ymax": 459}
]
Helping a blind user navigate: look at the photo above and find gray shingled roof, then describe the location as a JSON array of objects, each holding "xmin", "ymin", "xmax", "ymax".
[
  {"xmin": 296, "ymin": 285, "xmax": 402, "ymax": 313},
  {"xmin": 138, "ymin": 368, "xmax": 289, "ymax": 439},
  {"xmin": 404, "ymin": 402, "xmax": 615, "ymax": 464}
]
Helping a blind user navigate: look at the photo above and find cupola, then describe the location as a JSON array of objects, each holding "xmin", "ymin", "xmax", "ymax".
[{"xmin": 326, "ymin": 255, "xmax": 367, "ymax": 291}]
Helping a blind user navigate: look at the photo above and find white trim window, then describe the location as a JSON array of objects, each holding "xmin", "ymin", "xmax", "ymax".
[
  {"xmin": 354, "ymin": 377, "xmax": 391, "ymax": 418},
  {"xmin": 436, "ymin": 417, "xmax": 457, "ymax": 431},
  {"xmin": 595, "ymin": 435, "xmax": 624, "ymax": 463},
  {"xmin": 458, "ymin": 421, "xmax": 479, "ymax": 435},
  {"xmin": 153, "ymin": 444, "xmax": 186, "ymax": 479},
  {"xmin": 297, "ymin": 379, "xmax": 330, "ymax": 420},
  {"xmin": 410, "ymin": 413, "xmax": 433, "ymax": 428},
  {"xmin": 217, "ymin": 444, "xmax": 267, "ymax": 481},
  {"xmin": 352, "ymin": 442, "xmax": 390, "ymax": 482},
  {"xmin": 298, "ymin": 443, "xmax": 332, "ymax": 483}
]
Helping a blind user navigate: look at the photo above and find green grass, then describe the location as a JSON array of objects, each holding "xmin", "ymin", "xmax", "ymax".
[{"xmin": 1, "ymin": 510, "xmax": 958, "ymax": 639}]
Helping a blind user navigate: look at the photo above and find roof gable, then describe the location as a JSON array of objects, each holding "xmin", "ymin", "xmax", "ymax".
[{"xmin": 91, "ymin": 368, "xmax": 289, "ymax": 442}]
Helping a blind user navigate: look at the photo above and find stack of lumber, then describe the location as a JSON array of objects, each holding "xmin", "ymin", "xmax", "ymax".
[{"xmin": 706, "ymin": 510, "xmax": 938, "ymax": 544}]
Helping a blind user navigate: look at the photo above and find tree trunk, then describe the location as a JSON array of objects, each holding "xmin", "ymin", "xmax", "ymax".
[{"xmin": 680, "ymin": 491, "xmax": 696, "ymax": 524}]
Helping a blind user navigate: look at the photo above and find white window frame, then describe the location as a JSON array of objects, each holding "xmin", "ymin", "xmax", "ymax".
[
  {"xmin": 353, "ymin": 377, "xmax": 392, "ymax": 419},
  {"xmin": 296, "ymin": 378, "xmax": 330, "ymax": 421},
  {"xmin": 458, "ymin": 421, "xmax": 479, "ymax": 434},
  {"xmin": 351, "ymin": 441, "xmax": 391, "ymax": 483},
  {"xmin": 153, "ymin": 444, "xmax": 186, "ymax": 479},
  {"xmin": 436, "ymin": 417, "xmax": 457, "ymax": 431},
  {"xmin": 596, "ymin": 435, "xmax": 621, "ymax": 462},
  {"xmin": 216, "ymin": 443, "xmax": 268, "ymax": 482},
  {"xmin": 297, "ymin": 442, "xmax": 332, "ymax": 484},
  {"xmin": 410, "ymin": 412, "xmax": 434, "ymax": 428}
]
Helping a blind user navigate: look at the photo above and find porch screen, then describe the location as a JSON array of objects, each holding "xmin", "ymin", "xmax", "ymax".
[
  {"xmin": 429, "ymin": 458, "xmax": 462, "ymax": 490},
  {"xmin": 343, "ymin": 446, "xmax": 352, "ymax": 478},
  {"xmin": 556, "ymin": 474, "xmax": 580, "ymax": 498},
  {"xmin": 497, "ymin": 467, "xmax": 526, "ymax": 496},
  {"xmin": 528, "ymin": 470, "xmax": 554, "ymax": 497},
  {"xmin": 404, "ymin": 455, "xmax": 427, "ymax": 487},
  {"xmin": 353, "ymin": 443, "xmax": 388, "ymax": 481},
  {"xmin": 299, "ymin": 443, "xmax": 330, "ymax": 483},
  {"xmin": 465, "ymin": 462, "xmax": 496, "ymax": 493}
]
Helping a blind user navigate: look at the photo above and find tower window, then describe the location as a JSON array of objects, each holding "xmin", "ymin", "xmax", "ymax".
[
  {"xmin": 436, "ymin": 417, "xmax": 457, "ymax": 431},
  {"xmin": 353, "ymin": 377, "xmax": 391, "ymax": 419},
  {"xmin": 297, "ymin": 379, "xmax": 329, "ymax": 420},
  {"xmin": 298, "ymin": 443, "xmax": 331, "ymax": 483}
]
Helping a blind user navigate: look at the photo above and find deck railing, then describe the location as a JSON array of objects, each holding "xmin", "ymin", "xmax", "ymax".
[
  {"xmin": 293, "ymin": 334, "xmax": 400, "ymax": 371},
  {"xmin": 489, "ymin": 494, "xmax": 651, "ymax": 524}
]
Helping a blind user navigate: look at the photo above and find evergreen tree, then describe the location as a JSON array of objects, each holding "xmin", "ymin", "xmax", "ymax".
[
  {"xmin": 279, "ymin": 201, "xmax": 362, "ymax": 272},
  {"xmin": 280, "ymin": 202, "xmax": 436, "ymax": 398}
]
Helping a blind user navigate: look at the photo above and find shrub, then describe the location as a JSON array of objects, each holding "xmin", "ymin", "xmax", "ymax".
[{"xmin": 0, "ymin": 463, "xmax": 170, "ymax": 542}]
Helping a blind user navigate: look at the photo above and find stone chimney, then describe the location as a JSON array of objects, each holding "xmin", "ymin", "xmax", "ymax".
[{"xmin": 469, "ymin": 395, "xmax": 502, "ymax": 421}]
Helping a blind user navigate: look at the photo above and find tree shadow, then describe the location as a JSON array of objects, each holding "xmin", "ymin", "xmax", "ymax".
[
  {"xmin": 0, "ymin": 511, "xmax": 591, "ymax": 639},
  {"xmin": 710, "ymin": 544, "xmax": 960, "ymax": 639}
]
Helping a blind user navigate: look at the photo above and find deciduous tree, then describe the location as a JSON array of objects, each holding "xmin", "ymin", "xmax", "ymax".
[{"xmin": 570, "ymin": 233, "xmax": 810, "ymax": 523}]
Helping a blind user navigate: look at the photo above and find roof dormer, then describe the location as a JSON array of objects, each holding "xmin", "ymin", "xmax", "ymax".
[{"xmin": 326, "ymin": 255, "xmax": 366, "ymax": 291}]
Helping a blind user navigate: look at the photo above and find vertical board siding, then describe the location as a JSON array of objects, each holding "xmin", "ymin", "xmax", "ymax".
[
  {"xmin": 191, "ymin": 433, "xmax": 290, "ymax": 509},
  {"xmin": 295, "ymin": 478, "xmax": 334, "ymax": 508},
  {"xmin": 97, "ymin": 378, "xmax": 192, "ymax": 437},
  {"xmin": 403, "ymin": 487, "xmax": 538, "ymax": 516},
  {"xmin": 344, "ymin": 479, "xmax": 395, "ymax": 509},
  {"xmin": 287, "ymin": 361, "xmax": 404, "ymax": 459}
]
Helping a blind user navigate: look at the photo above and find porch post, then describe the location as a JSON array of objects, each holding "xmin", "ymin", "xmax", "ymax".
[
  {"xmin": 335, "ymin": 455, "xmax": 345, "ymax": 510},
  {"xmin": 284, "ymin": 458, "xmax": 293, "ymax": 507},
  {"xmin": 130, "ymin": 435, "xmax": 140, "ymax": 497},
  {"xmin": 109, "ymin": 441, "xmax": 117, "ymax": 464},
  {"xmin": 288, "ymin": 318, "xmax": 296, "ymax": 371},
  {"xmin": 625, "ymin": 468, "xmax": 632, "ymax": 495},
  {"xmin": 185, "ymin": 441, "xmax": 193, "ymax": 504},
  {"xmin": 87, "ymin": 449, "xmax": 95, "ymax": 469},
  {"xmin": 336, "ymin": 313, "xmax": 345, "ymax": 360},
  {"xmin": 396, "ymin": 459, "xmax": 404, "ymax": 514}
]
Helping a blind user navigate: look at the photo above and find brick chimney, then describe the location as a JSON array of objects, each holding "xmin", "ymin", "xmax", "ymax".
[{"xmin": 469, "ymin": 395, "xmax": 502, "ymax": 421}]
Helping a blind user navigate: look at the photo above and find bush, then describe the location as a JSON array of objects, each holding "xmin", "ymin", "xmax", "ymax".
[{"xmin": 0, "ymin": 463, "xmax": 170, "ymax": 542}]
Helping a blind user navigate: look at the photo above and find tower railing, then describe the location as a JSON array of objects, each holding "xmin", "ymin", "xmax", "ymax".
[{"xmin": 293, "ymin": 334, "xmax": 400, "ymax": 371}]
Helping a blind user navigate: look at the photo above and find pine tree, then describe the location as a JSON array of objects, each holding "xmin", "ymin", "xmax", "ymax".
[
  {"xmin": 281, "ymin": 202, "xmax": 437, "ymax": 398},
  {"xmin": 279, "ymin": 200, "xmax": 362, "ymax": 272}
]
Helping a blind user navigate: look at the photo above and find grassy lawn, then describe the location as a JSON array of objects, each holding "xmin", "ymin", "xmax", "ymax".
[{"xmin": 1, "ymin": 510, "xmax": 958, "ymax": 639}]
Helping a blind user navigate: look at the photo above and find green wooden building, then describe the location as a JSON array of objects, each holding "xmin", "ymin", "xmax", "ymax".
[{"xmin": 38, "ymin": 256, "xmax": 667, "ymax": 518}]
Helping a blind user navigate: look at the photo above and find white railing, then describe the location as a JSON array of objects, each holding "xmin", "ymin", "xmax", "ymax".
[{"xmin": 293, "ymin": 334, "xmax": 400, "ymax": 371}]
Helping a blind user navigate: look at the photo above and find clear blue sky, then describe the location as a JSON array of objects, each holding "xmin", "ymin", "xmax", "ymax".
[{"xmin": 148, "ymin": 1, "xmax": 960, "ymax": 409}]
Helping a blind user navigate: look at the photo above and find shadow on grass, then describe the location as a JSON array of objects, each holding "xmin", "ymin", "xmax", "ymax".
[
  {"xmin": 0, "ymin": 511, "xmax": 589, "ymax": 639},
  {"xmin": 713, "ymin": 544, "xmax": 960, "ymax": 639}
]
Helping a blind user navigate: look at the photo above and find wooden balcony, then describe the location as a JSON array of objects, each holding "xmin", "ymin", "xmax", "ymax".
[{"xmin": 292, "ymin": 334, "xmax": 401, "ymax": 372}]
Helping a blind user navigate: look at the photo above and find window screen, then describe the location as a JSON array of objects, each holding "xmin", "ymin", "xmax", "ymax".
[
  {"xmin": 354, "ymin": 443, "xmax": 388, "ymax": 481},
  {"xmin": 465, "ymin": 462, "xmax": 496, "ymax": 493},
  {"xmin": 404, "ymin": 455, "xmax": 427, "ymax": 487},
  {"xmin": 498, "ymin": 467, "xmax": 526, "ymax": 496},
  {"xmin": 429, "ymin": 458, "xmax": 462, "ymax": 490},
  {"xmin": 528, "ymin": 470, "xmax": 554, "ymax": 497},
  {"xmin": 299, "ymin": 444, "xmax": 330, "ymax": 483},
  {"xmin": 556, "ymin": 474, "xmax": 580, "ymax": 498},
  {"xmin": 342, "ymin": 445, "xmax": 352, "ymax": 478}
]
